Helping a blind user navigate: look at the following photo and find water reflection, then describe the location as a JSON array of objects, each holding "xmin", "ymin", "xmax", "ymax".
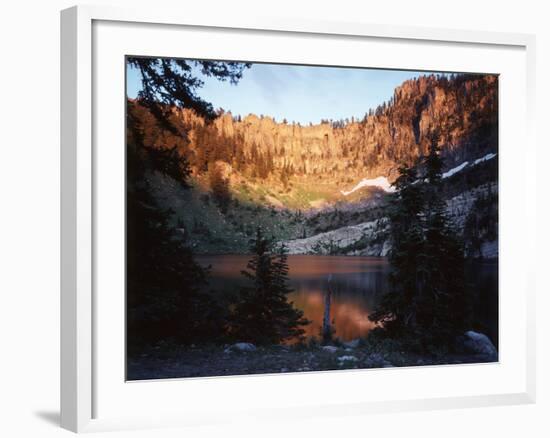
[
  {"xmin": 197, "ymin": 255, "xmax": 389, "ymax": 341},
  {"xmin": 287, "ymin": 256, "xmax": 389, "ymax": 340},
  {"xmin": 196, "ymin": 255, "xmax": 498, "ymax": 343}
]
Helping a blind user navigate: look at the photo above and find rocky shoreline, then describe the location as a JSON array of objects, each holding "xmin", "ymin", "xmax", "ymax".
[{"xmin": 127, "ymin": 331, "xmax": 497, "ymax": 380}]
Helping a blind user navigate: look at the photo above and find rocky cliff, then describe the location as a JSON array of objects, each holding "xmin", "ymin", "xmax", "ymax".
[
  {"xmin": 181, "ymin": 73, "xmax": 498, "ymax": 181},
  {"xmin": 128, "ymin": 72, "xmax": 498, "ymax": 257}
]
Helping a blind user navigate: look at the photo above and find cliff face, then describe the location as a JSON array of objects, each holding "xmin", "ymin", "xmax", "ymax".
[
  {"xmin": 128, "ymin": 72, "xmax": 498, "ymax": 214},
  {"xmin": 181, "ymin": 73, "xmax": 498, "ymax": 180},
  {"xmin": 127, "ymin": 73, "xmax": 498, "ymax": 256}
]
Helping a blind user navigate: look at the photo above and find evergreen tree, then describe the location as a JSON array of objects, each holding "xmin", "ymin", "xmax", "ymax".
[
  {"xmin": 128, "ymin": 57, "xmax": 250, "ymax": 128},
  {"xmin": 126, "ymin": 58, "xmax": 250, "ymax": 350},
  {"xmin": 463, "ymin": 190, "xmax": 498, "ymax": 258},
  {"xmin": 280, "ymin": 161, "xmax": 293, "ymax": 188},
  {"xmin": 208, "ymin": 162, "xmax": 231, "ymax": 213},
  {"xmin": 127, "ymin": 100, "xmax": 192, "ymax": 185},
  {"xmin": 369, "ymin": 164, "xmax": 426, "ymax": 335},
  {"xmin": 231, "ymin": 228, "xmax": 310, "ymax": 344},
  {"xmin": 370, "ymin": 139, "xmax": 470, "ymax": 348},
  {"xmin": 127, "ymin": 141, "xmax": 227, "ymax": 348},
  {"xmin": 420, "ymin": 142, "xmax": 470, "ymax": 343}
]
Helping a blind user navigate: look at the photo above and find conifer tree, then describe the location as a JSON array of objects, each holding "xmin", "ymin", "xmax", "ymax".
[
  {"xmin": 370, "ymin": 138, "xmax": 470, "ymax": 348},
  {"xmin": 126, "ymin": 58, "xmax": 250, "ymax": 349},
  {"xmin": 128, "ymin": 57, "xmax": 250, "ymax": 127},
  {"xmin": 369, "ymin": 164, "xmax": 426, "ymax": 335},
  {"xmin": 127, "ymin": 139, "xmax": 223, "ymax": 347},
  {"xmin": 231, "ymin": 228, "xmax": 310, "ymax": 344},
  {"xmin": 420, "ymin": 141, "xmax": 470, "ymax": 343},
  {"xmin": 208, "ymin": 163, "xmax": 231, "ymax": 213}
]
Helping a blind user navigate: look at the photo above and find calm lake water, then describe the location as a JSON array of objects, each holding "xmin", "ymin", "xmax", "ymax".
[{"xmin": 196, "ymin": 255, "xmax": 498, "ymax": 344}]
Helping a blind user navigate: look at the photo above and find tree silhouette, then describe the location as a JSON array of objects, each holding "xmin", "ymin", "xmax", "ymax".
[
  {"xmin": 231, "ymin": 228, "xmax": 310, "ymax": 344},
  {"xmin": 127, "ymin": 136, "xmax": 222, "ymax": 347},
  {"xmin": 370, "ymin": 138, "xmax": 470, "ymax": 348},
  {"xmin": 369, "ymin": 163, "xmax": 426, "ymax": 335},
  {"xmin": 420, "ymin": 141, "xmax": 470, "ymax": 343},
  {"xmin": 208, "ymin": 163, "xmax": 231, "ymax": 213},
  {"xmin": 127, "ymin": 57, "xmax": 249, "ymax": 349},
  {"xmin": 128, "ymin": 57, "xmax": 250, "ymax": 128}
]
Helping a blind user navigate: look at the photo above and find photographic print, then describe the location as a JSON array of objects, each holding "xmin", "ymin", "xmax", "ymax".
[{"xmin": 126, "ymin": 57, "xmax": 498, "ymax": 380}]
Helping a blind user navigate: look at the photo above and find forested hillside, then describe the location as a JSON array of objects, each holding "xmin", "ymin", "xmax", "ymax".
[{"xmin": 127, "ymin": 73, "xmax": 498, "ymax": 257}]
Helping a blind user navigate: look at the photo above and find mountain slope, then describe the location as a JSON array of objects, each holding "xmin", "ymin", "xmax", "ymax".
[
  {"xmin": 194, "ymin": 73, "xmax": 498, "ymax": 182},
  {"xmin": 127, "ymin": 72, "xmax": 498, "ymax": 257}
]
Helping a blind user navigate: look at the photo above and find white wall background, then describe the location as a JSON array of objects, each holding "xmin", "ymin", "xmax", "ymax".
[{"xmin": 0, "ymin": 1, "xmax": 547, "ymax": 437}]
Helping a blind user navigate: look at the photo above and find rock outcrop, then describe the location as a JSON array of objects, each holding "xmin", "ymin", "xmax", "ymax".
[
  {"xmin": 128, "ymin": 73, "xmax": 499, "ymax": 257},
  {"xmin": 181, "ymin": 73, "xmax": 498, "ymax": 181},
  {"xmin": 283, "ymin": 219, "xmax": 387, "ymax": 256},
  {"xmin": 282, "ymin": 182, "xmax": 498, "ymax": 258},
  {"xmin": 224, "ymin": 342, "xmax": 257, "ymax": 353},
  {"xmin": 461, "ymin": 331, "xmax": 498, "ymax": 360}
]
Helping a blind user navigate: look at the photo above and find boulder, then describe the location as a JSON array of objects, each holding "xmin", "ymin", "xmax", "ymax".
[
  {"xmin": 343, "ymin": 338, "xmax": 361, "ymax": 349},
  {"xmin": 480, "ymin": 241, "xmax": 498, "ymax": 259},
  {"xmin": 364, "ymin": 353, "xmax": 393, "ymax": 368},
  {"xmin": 224, "ymin": 342, "xmax": 257, "ymax": 353},
  {"xmin": 462, "ymin": 331, "xmax": 498, "ymax": 358},
  {"xmin": 337, "ymin": 355, "xmax": 358, "ymax": 363},
  {"xmin": 380, "ymin": 239, "xmax": 392, "ymax": 257}
]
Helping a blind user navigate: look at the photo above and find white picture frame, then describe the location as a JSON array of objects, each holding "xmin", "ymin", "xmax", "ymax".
[{"xmin": 60, "ymin": 4, "xmax": 536, "ymax": 433}]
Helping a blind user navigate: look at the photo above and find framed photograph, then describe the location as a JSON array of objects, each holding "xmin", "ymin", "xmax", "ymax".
[{"xmin": 61, "ymin": 5, "xmax": 536, "ymax": 433}]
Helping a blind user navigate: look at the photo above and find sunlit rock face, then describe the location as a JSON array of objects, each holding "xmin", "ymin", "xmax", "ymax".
[
  {"xmin": 181, "ymin": 74, "xmax": 498, "ymax": 181},
  {"xmin": 129, "ymin": 74, "xmax": 498, "ymax": 258}
]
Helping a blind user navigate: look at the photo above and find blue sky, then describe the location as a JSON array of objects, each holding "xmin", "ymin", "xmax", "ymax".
[{"xmin": 126, "ymin": 61, "xmax": 443, "ymax": 124}]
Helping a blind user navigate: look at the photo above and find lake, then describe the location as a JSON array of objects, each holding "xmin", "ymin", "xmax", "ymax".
[{"xmin": 196, "ymin": 255, "xmax": 498, "ymax": 344}]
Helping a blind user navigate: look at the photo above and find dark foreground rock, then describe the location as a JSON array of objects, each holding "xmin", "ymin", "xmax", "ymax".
[
  {"xmin": 127, "ymin": 338, "xmax": 498, "ymax": 380},
  {"xmin": 224, "ymin": 342, "xmax": 257, "ymax": 353},
  {"xmin": 461, "ymin": 331, "xmax": 498, "ymax": 359}
]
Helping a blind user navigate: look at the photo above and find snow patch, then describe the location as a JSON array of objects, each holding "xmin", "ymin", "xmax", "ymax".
[
  {"xmin": 443, "ymin": 153, "xmax": 497, "ymax": 179},
  {"xmin": 341, "ymin": 176, "xmax": 395, "ymax": 196},
  {"xmin": 442, "ymin": 161, "xmax": 469, "ymax": 178},
  {"xmin": 474, "ymin": 152, "xmax": 497, "ymax": 165},
  {"xmin": 341, "ymin": 153, "xmax": 497, "ymax": 195}
]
